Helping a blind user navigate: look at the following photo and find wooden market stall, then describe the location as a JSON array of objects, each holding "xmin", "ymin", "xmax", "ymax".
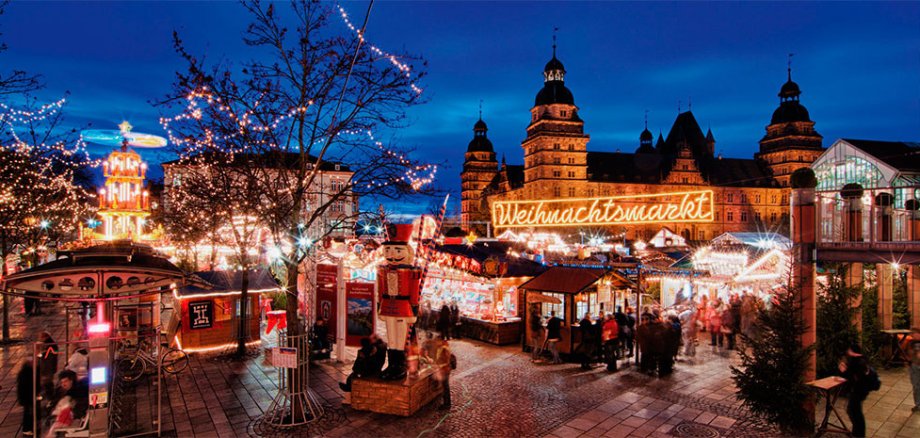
[
  {"xmin": 420, "ymin": 243, "xmax": 547, "ymax": 345},
  {"xmin": 172, "ymin": 269, "xmax": 281, "ymax": 353},
  {"xmin": 520, "ymin": 266, "xmax": 635, "ymax": 355}
]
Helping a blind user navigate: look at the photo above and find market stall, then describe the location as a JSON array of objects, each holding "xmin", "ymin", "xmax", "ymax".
[
  {"xmin": 172, "ymin": 269, "xmax": 281, "ymax": 353},
  {"xmin": 419, "ymin": 243, "xmax": 546, "ymax": 345},
  {"xmin": 519, "ymin": 266, "xmax": 635, "ymax": 355}
]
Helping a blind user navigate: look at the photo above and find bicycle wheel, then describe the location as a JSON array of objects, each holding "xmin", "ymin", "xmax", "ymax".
[
  {"xmin": 118, "ymin": 356, "xmax": 146, "ymax": 382},
  {"xmin": 161, "ymin": 348, "xmax": 189, "ymax": 374}
]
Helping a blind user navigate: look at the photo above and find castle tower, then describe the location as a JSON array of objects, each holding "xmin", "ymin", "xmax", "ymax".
[
  {"xmin": 97, "ymin": 122, "xmax": 150, "ymax": 240},
  {"xmin": 461, "ymin": 116, "xmax": 498, "ymax": 232},
  {"xmin": 521, "ymin": 41, "xmax": 590, "ymax": 199},
  {"xmin": 757, "ymin": 62, "xmax": 823, "ymax": 187}
]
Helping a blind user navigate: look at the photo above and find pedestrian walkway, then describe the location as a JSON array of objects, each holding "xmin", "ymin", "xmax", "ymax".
[{"xmin": 0, "ymin": 301, "xmax": 917, "ymax": 437}]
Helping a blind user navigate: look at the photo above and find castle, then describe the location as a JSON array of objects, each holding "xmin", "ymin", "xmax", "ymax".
[{"xmin": 461, "ymin": 48, "xmax": 823, "ymax": 241}]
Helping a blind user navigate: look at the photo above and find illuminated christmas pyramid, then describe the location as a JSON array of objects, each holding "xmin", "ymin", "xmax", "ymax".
[{"xmin": 97, "ymin": 121, "xmax": 151, "ymax": 240}]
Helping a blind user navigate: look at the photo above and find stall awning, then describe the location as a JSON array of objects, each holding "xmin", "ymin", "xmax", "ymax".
[
  {"xmin": 180, "ymin": 269, "xmax": 281, "ymax": 298},
  {"xmin": 518, "ymin": 267, "xmax": 609, "ymax": 294}
]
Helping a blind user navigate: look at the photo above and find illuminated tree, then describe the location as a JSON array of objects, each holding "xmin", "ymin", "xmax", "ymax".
[
  {"xmin": 0, "ymin": 3, "xmax": 94, "ymax": 342},
  {"xmin": 161, "ymin": 0, "xmax": 433, "ymax": 413}
]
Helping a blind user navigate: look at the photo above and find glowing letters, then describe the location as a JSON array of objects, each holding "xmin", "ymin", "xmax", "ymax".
[{"xmin": 491, "ymin": 190, "xmax": 715, "ymax": 228}]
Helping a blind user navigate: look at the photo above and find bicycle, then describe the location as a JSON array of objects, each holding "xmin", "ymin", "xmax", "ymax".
[{"xmin": 116, "ymin": 338, "xmax": 189, "ymax": 382}]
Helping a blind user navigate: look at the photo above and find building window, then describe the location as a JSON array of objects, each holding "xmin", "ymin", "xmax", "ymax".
[
  {"xmin": 782, "ymin": 195, "xmax": 788, "ymax": 205},
  {"xmin": 698, "ymin": 230, "xmax": 705, "ymax": 240},
  {"xmin": 560, "ymin": 110, "xmax": 567, "ymax": 117},
  {"xmin": 681, "ymin": 178, "xmax": 688, "ymax": 184},
  {"xmin": 553, "ymin": 157, "xmax": 561, "ymax": 164},
  {"xmin": 741, "ymin": 211, "xmax": 748, "ymax": 222},
  {"xmin": 727, "ymin": 193, "xmax": 734, "ymax": 203},
  {"xmin": 771, "ymin": 194, "xmax": 777, "ymax": 204},
  {"xmin": 554, "ymin": 143, "xmax": 560, "ymax": 150},
  {"xmin": 568, "ymin": 157, "xmax": 575, "ymax": 164},
  {"xmin": 568, "ymin": 187, "xmax": 575, "ymax": 197},
  {"xmin": 740, "ymin": 194, "xmax": 747, "ymax": 203},
  {"xmin": 715, "ymin": 212, "xmax": 720, "ymax": 220},
  {"xmin": 681, "ymin": 164, "xmax": 689, "ymax": 171},
  {"xmin": 553, "ymin": 170, "xmax": 561, "ymax": 178},
  {"xmin": 567, "ymin": 171, "xmax": 575, "ymax": 178},
  {"xmin": 568, "ymin": 145, "xmax": 575, "ymax": 151},
  {"xmin": 727, "ymin": 211, "xmax": 734, "ymax": 222},
  {"xmin": 553, "ymin": 187, "xmax": 561, "ymax": 197},
  {"xmin": 587, "ymin": 189, "xmax": 595, "ymax": 197},
  {"xmin": 770, "ymin": 212, "xmax": 777, "ymax": 222},
  {"xmin": 755, "ymin": 194, "xmax": 761, "ymax": 203}
]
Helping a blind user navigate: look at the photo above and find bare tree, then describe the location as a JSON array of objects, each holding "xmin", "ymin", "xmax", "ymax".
[{"xmin": 161, "ymin": 1, "xmax": 433, "ymax": 408}]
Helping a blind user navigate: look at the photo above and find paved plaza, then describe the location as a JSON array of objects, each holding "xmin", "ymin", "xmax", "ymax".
[{"xmin": 0, "ymin": 302, "xmax": 918, "ymax": 437}]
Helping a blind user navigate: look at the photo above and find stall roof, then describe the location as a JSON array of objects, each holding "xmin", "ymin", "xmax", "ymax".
[
  {"xmin": 180, "ymin": 269, "xmax": 281, "ymax": 297},
  {"xmin": 437, "ymin": 243, "xmax": 547, "ymax": 278},
  {"xmin": 518, "ymin": 267, "xmax": 609, "ymax": 294}
]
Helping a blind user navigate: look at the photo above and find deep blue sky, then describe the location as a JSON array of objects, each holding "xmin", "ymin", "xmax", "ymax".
[{"xmin": 3, "ymin": 1, "xmax": 919, "ymax": 215}]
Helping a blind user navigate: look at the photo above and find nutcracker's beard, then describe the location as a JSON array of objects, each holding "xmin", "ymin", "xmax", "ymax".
[{"xmin": 383, "ymin": 243, "xmax": 413, "ymax": 265}]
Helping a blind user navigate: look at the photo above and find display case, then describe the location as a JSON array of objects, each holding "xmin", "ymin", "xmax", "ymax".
[{"xmin": 421, "ymin": 268, "xmax": 522, "ymax": 344}]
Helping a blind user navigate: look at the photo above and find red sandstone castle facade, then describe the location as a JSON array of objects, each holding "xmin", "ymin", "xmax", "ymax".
[{"xmin": 461, "ymin": 50, "xmax": 824, "ymax": 241}]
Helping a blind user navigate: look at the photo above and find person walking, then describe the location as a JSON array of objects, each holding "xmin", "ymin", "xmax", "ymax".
[
  {"xmin": 37, "ymin": 331, "xmax": 59, "ymax": 403},
  {"xmin": 909, "ymin": 327, "xmax": 920, "ymax": 413},
  {"xmin": 530, "ymin": 309, "xmax": 545, "ymax": 362},
  {"xmin": 17, "ymin": 361, "xmax": 36, "ymax": 436},
  {"xmin": 577, "ymin": 313, "xmax": 596, "ymax": 370},
  {"xmin": 729, "ymin": 295, "xmax": 742, "ymax": 349},
  {"xmin": 624, "ymin": 307, "xmax": 636, "ymax": 357},
  {"xmin": 720, "ymin": 304, "xmax": 736, "ymax": 351},
  {"xmin": 679, "ymin": 306, "xmax": 698, "ymax": 359},
  {"xmin": 546, "ymin": 311, "xmax": 563, "ymax": 364},
  {"xmin": 437, "ymin": 305, "xmax": 452, "ymax": 340},
  {"xmin": 614, "ymin": 306, "xmax": 627, "ymax": 357},
  {"xmin": 839, "ymin": 344, "xmax": 870, "ymax": 437},
  {"xmin": 432, "ymin": 335, "xmax": 454, "ymax": 410},
  {"xmin": 708, "ymin": 303, "xmax": 722, "ymax": 349},
  {"xmin": 602, "ymin": 313, "xmax": 619, "ymax": 371}
]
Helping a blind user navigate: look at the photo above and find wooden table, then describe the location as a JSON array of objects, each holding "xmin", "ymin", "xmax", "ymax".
[
  {"xmin": 807, "ymin": 376, "xmax": 849, "ymax": 437},
  {"xmin": 881, "ymin": 329, "xmax": 912, "ymax": 368}
]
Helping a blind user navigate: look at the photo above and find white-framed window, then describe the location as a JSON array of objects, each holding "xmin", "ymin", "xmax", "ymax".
[
  {"xmin": 553, "ymin": 187, "xmax": 561, "ymax": 197},
  {"xmin": 568, "ymin": 187, "xmax": 575, "ymax": 197},
  {"xmin": 727, "ymin": 211, "xmax": 734, "ymax": 222}
]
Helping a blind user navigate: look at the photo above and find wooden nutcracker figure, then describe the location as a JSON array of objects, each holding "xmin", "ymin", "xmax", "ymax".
[{"xmin": 377, "ymin": 224, "xmax": 422, "ymax": 380}]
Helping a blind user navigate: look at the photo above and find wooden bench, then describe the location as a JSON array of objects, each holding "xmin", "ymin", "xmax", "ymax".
[{"xmin": 350, "ymin": 367, "xmax": 444, "ymax": 416}]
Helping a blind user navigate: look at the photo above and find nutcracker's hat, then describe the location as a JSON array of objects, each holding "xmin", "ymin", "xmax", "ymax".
[{"xmin": 383, "ymin": 223, "xmax": 414, "ymax": 244}]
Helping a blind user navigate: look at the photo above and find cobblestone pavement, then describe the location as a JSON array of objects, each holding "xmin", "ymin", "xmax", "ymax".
[{"xmin": 1, "ymin": 301, "xmax": 918, "ymax": 437}]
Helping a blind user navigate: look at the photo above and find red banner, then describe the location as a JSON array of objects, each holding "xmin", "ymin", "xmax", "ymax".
[
  {"xmin": 345, "ymin": 281, "xmax": 376, "ymax": 347},
  {"xmin": 316, "ymin": 263, "xmax": 338, "ymax": 339}
]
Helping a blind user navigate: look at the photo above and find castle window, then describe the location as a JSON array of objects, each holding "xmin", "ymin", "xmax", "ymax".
[
  {"xmin": 727, "ymin": 211, "xmax": 734, "ymax": 222},
  {"xmin": 588, "ymin": 189, "xmax": 595, "ymax": 197},
  {"xmin": 755, "ymin": 212, "xmax": 762, "ymax": 222},
  {"xmin": 755, "ymin": 194, "xmax": 761, "ymax": 203},
  {"xmin": 554, "ymin": 143, "xmax": 560, "ymax": 150},
  {"xmin": 798, "ymin": 155, "xmax": 803, "ymax": 161},
  {"xmin": 567, "ymin": 171, "xmax": 575, "ymax": 178},
  {"xmin": 741, "ymin": 211, "xmax": 748, "ymax": 222},
  {"xmin": 771, "ymin": 212, "xmax": 777, "ymax": 222},
  {"xmin": 553, "ymin": 157, "xmax": 561, "ymax": 164},
  {"xmin": 568, "ymin": 187, "xmax": 576, "ymax": 197},
  {"xmin": 740, "ymin": 194, "xmax": 747, "ymax": 203},
  {"xmin": 698, "ymin": 230, "xmax": 705, "ymax": 240},
  {"xmin": 560, "ymin": 110, "xmax": 567, "ymax": 117},
  {"xmin": 771, "ymin": 195, "xmax": 777, "ymax": 204},
  {"xmin": 727, "ymin": 193, "xmax": 734, "ymax": 203},
  {"xmin": 782, "ymin": 194, "xmax": 788, "ymax": 205},
  {"xmin": 681, "ymin": 164, "xmax": 689, "ymax": 171},
  {"xmin": 553, "ymin": 187, "xmax": 561, "ymax": 197},
  {"xmin": 553, "ymin": 170, "xmax": 561, "ymax": 178},
  {"xmin": 715, "ymin": 212, "xmax": 720, "ymax": 220},
  {"xmin": 568, "ymin": 145, "xmax": 575, "ymax": 151},
  {"xmin": 602, "ymin": 188, "xmax": 610, "ymax": 195},
  {"xmin": 568, "ymin": 157, "xmax": 575, "ymax": 164},
  {"xmin": 681, "ymin": 178, "xmax": 688, "ymax": 184}
]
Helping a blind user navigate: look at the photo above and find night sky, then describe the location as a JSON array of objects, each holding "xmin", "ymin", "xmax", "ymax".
[{"xmin": 3, "ymin": 1, "xmax": 919, "ymax": 215}]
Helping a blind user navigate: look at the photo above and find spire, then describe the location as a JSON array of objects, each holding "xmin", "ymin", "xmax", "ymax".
[
  {"xmin": 501, "ymin": 154, "xmax": 506, "ymax": 169},
  {"xmin": 479, "ymin": 99, "xmax": 483, "ymax": 121},
  {"xmin": 644, "ymin": 109, "xmax": 649, "ymax": 130},
  {"xmin": 552, "ymin": 26, "xmax": 558, "ymax": 58},
  {"xmin": 788, "ymin": 53, "xmax": 794, "ymax": 81}
]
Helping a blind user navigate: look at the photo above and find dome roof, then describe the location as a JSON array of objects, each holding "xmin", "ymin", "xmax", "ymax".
[
  {"xmin": 467, "ymin": 136, "xmax": 493, "ymax": 152},
  {"xmin": 779, "ymin": 80, "xmax": 801, "ymax": 99},
  {"xmin": 771, "ymin": 101, "xmax": 811, "ymax": 124},
  {"xmin": 544, "ymin": 56, "xmax": 565, "ymax": 73},
  {"xmin": 474, "ymin": 119, "xmax": 488, "ymax": 131},
  {"xmin": 640, "ymin": 128, "xmax": 653, "ymax": 142},
  {"xmin": 535, "ymin": 81, "xmax": 575, "ymax": 106}
]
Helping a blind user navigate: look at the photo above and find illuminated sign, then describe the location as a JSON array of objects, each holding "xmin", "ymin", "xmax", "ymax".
[
  {"xmin": 188, "ymin": 300, "xmax": 214, "ymax": 330},
  {"xmin": 491, "ymin": 190, "xmax": 714, "ymax": 228}
]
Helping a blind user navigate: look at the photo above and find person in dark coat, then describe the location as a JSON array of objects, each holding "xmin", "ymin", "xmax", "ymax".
[
  {"xmin": 614, "ymin": 306, "xmax": 628, "ymax": 357},
  {"xmin": 437, "ymin": 305, "xmax": 452, "ymax": 340},
  {"xmin": 449, "ymin": 302, "xmax": 461, "ymax": 339},
  {"xmin": 624, "ymin": 307, "xmax": 636, "ymax": 357},
  {"xmin": 370, "ymin": 334, "xmax": 388, "ymax": 374},
  {"xmin": 593, "ymin": 313, "xmax": 605, "ymax": 365},
  {"xmin": 54, "ymin": 370, "xmax": 89, "ymax": 421},
  {"xmin": 839, "ymin": 344, "xmax": 871, "ymax": 437},
  {"xmin": 660, "ymin": 315, "xmax": 681, "ymax": 376},
  {"xmin": 546, "ymin": 311, "xmax": 563, "ymax": 364},
  {"xmin": 339, "ymin": 337, "xmax": 377, "ymax": 392},
  {"xmin": 729, "ymin": 295, "xmax": 742, "ymax": 349},
  {"xmin": 720, "ymin": 306, "xmax": 736, "ymax": 351},
  {"xmin": 17, "ymin": 361, "xmax": 36, "ymax": 436},
  {"xmin": 636, "ymin": 313, "xmax": 656, "ymax": 374},
  {"xmin": 37, "ymin": 331, "xmax": 59, "ymax": 402},
  {"xmin": 578, "ymin": 313, "xmax": 596, "ymax": 370}
]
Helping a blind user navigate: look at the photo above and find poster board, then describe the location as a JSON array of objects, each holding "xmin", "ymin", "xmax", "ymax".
[
  {"xmin": 316, "ymin": 263, "xmax": 338, "ymax": 338},
  {"xmin": 345, "ymin": 281, "xmax": 376, "ymax": 347}
]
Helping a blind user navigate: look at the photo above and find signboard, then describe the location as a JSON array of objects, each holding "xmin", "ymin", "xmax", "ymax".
[
  {"xmin": 316, "ymin": 263, "xmax": 338, "ymax": 338},
  {"xmin": 188, "ymin": 300, "xmax": 214, "ymax": 330},
  {"xmin": 491, "ymin": 190, "xmax": 714, "ymax": 229},
  {"xmin": 345, "ymin": 281, "xmax": 376, "ymax": 347},
  {"xmin": 271, "ymin": 347, "xmax": 298, "ymax": 369}
]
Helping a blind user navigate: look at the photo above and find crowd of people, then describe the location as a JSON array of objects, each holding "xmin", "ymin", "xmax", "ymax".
[{"xmin": 16, "ymin": 331, "xmax": 90, "ymax": 437}]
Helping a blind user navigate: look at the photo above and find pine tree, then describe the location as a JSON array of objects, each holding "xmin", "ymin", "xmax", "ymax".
[
  {"xmin": 731, "ymin": 284, "xmax": 813, "ymax": 434},
  {"xmin": 816, "ymin": 265, "xmax": 859, "ymax": 377}
]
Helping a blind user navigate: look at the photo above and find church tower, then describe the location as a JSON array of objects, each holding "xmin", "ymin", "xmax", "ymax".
[
  {"xmin": 461, "ymin": 116, "xmax": 498, "ymax": 232},
  {"xmin": 521, "ymin": 41, "xmax": 589, "ymax": 199},
  {"xmin": 757, "ymin": 62, "xmax": 823, "ymax": 187}
]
